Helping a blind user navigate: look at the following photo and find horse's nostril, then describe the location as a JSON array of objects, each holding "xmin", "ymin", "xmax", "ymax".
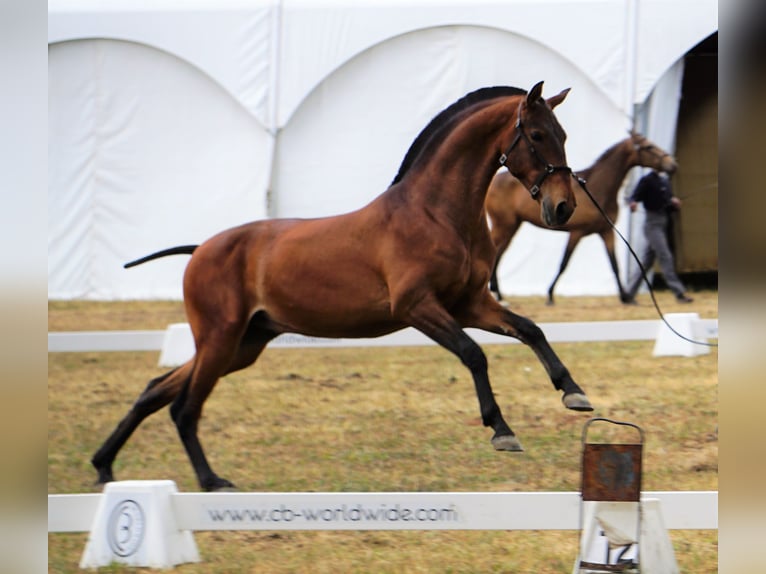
[
  {"xmin": 541, "ymin": 197, "xmax": 573, "ymax": 227},
  {"xmin": 555, "ymin": 201, "xmax": 572, "ymax": 225}
]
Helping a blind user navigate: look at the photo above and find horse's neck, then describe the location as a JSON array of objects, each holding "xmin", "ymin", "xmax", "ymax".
[
  {"xmin": 579, "ymin": 141, "xmax": 637, "ymax": 203},
  {"xmin": 412, "ymin": 108, "xmax": 512, "ymax": 229}
]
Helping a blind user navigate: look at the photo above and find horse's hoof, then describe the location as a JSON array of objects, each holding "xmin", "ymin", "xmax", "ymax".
[
  {"xmin": 491, "ymin": 434, "xmax": 524, "ymax": 452},
  {"xmin": 563, "ymin": 392, "xmax": 593, "ymax": 411}
]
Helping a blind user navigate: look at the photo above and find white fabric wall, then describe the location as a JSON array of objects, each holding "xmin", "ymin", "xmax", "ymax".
[
  {"xmin": 47, "ymin": 0, "xmax": 717, "ymax": 300},
  {"xmin": 48, "ymin": 39, "xmax": 272, "ymax": 299},
  {"xmin": 275, "ymin": 0, "xmax": 630, "ymax": 126}
]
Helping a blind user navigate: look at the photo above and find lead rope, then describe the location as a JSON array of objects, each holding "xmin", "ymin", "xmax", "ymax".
[{"xmin": 572, "ymin": 174, "xmax": 717, "ymax": 348}]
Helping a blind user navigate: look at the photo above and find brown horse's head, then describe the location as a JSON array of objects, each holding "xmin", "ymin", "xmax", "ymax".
[
  {"xmin": 502, "ymin": 81, "xmax": 576, "ymax": 227},
  {"xmin": 629, "ymin": 131, "xmax": 678, "ymax": 175}
]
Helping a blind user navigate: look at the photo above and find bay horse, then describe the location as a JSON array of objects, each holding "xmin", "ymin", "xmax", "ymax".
[
  {"xmin": 91, "ymin": 82, "xmax": 593, "ymax": 492},
  {"xmin": 486, "ymin": 132, "xmax": 677, "ymax": 304}
]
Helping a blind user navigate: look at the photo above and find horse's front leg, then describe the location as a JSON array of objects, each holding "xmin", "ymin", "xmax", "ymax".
[
  {"xmin": 461, "ymin": 297, "xmax": 593, "ymax": 412},
  {"xmin": 403, "ymin": 296, "xmax": 523, "ymax": 452}
]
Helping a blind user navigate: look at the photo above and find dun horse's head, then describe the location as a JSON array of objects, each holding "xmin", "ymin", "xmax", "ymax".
[
  {"xmin": 629, "ymin": 131, "xmax": 678, "ymax": 175},
  {"xmin": 501, "ymin": 81, "xmax": 576, "ymax": 227}
]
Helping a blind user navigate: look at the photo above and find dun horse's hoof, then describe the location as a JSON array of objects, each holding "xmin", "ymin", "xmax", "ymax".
[
  {"xmin": 491, "ymin": 434, "xmax": 524, "ymax": 452},
  {"xmin": 562, "ymin": 392, "xmax": 593, "ymax": 411}
]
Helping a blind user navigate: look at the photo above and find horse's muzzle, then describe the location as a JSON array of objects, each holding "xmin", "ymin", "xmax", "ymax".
[
  {"xmin": 663, "ymin": 158, "xmax": 678, "ymax": 175},
  {"xmin": 542, "ymin": 196, "xmax": 574, "ymax": 227}
]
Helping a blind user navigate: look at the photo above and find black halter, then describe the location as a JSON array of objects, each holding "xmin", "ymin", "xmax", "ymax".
[{"xmin": 498, "ymin": 103, "xmax": 574, "ymax": 199}]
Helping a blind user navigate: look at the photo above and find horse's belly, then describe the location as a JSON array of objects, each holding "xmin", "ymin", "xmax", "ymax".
[
  {"xmin": 262, "ymin": 300, "xmax": 403, "ymax": 339},
  {"xmin": 258, "ymin": 265, "xmax": 402, "ymax": 338}
]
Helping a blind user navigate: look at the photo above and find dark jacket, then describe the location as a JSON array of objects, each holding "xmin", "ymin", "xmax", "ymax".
[{"xmin": 629, "ymin": 171, "xmax": 675, "ymax": 213}]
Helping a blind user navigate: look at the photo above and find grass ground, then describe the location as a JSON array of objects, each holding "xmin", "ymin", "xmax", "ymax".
[{"xmin": 48, "ymin": 291, "xmax": 717, "ymax": 573}]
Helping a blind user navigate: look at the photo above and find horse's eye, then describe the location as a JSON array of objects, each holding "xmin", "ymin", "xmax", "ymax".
[{"xmin": 530, "ymin": 131, "xmax": 543, "ymax": 142}]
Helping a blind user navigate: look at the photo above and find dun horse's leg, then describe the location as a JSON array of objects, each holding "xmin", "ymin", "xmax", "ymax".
[
  {"xmin": 488, "ymin": 261, "xmax": 502, "ymax": 301},
  {"xmin": 488, "ymin": 225, "xmax": 517, "ymax": 302},
  {"xmin": 405, "ymin": 298, "xmax": 521, "ymax": 451},
  {"xmin": 601, "ymin": 231, "xmax": 632, "ymax": 303},
  {"xmin": 171, "ymin": 326, "xmax": 276, "ymax": 491},
  {"xmin": 547, "ymin": 233, "xmax": 581, "ymax": 305},
  {"xmin": 91, "ymin": 362, "xmax": 193, "ymax": 484},
  {"xmin": 461, "ymin": 297, "xmax": 593, "ymax": 412}
]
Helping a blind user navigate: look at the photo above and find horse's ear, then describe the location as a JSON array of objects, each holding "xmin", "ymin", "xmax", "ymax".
[
  {"xmin": 546, "ymin": 87, "xmax": 571, "ymax": 110},
  {"xmin": 527, "ymin": 81, "xmax": 545, "ymax": 105}
]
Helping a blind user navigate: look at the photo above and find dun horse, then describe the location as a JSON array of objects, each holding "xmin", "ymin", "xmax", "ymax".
[
  {"xmin": 92, "ymin": 82, "xmax": 593, "ymax": 492},
  {"xmin": 487, "ymin": 132, "xmax": 677, "ymax": 303}
]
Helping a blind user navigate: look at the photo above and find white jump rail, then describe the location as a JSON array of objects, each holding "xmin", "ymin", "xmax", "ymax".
[
  {"xmin": 48, "ymin": 318, "xmax": 718, "ymax": 352},
  {"xmin": 48, "ymin": 484, "xmax": 717, "ymax": 569},
  {"xmin": 48, "ymin": 489, "xmax": 717, "ymax": 533}
]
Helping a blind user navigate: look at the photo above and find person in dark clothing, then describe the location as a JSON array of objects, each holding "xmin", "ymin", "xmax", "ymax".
[{"xmin": 624, "ymin": 169, "xmax": 693, "ymax": 303}]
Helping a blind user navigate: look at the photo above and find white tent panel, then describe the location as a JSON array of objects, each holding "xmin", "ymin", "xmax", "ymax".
[
  {"xmin": 633, "ymin": 0, "xmax": 717, "ymax": 105},
  {"xmin": 277, "ymin": 0, "xmax": 629, "ymax": 126},
  {"xmin": 48, "ymin": 39, "xmax": 272, "ymax": 299},
  {"xmin": 47, "ymin": 0, "xmax": 277, "ymax": 127}
]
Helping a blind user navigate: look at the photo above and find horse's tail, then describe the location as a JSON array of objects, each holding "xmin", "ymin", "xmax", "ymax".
[{"xmin": 124, "ymin": 245, "xmax": 199, "ymax": 269}]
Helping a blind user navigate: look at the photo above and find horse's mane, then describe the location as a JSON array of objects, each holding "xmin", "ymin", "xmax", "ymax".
[
  {"xmin": 577, "ymin": 136, "xmax": 635, "ymax": 180},
  {"xmin": 391, "ymin": 86, "xmax": 527, "ymax": 185},
  {"xmin": 594, "ymin": 136, "xmax": 632, "ymax": 164}
]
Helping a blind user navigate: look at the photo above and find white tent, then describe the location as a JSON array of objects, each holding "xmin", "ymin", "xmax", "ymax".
[{"xmin": 48, "ymin": 0, "xmax": 717, "ymax": 300}]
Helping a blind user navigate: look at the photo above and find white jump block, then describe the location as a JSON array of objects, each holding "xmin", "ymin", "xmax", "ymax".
[
  {"xmin": 80, "ymin": 480, "xmax": 199, "ymax": 569},
  {"xmin": 574, "ymin": 499, "xmax": 678, "ymax": 574},
  {"xmin": 652, "ymin": 313, "xmax": 709, "ymax": 357},
  {"xmin": 158, "ymin": 323, "xmax": 195, "ymax": 367}
]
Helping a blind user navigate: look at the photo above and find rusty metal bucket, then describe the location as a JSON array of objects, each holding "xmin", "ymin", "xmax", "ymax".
[
  {"xmin": 581, "ymin": 418, "xmax": 644, "ymax": 502},
  {"xmin": 577, "ymin": 418, "xmax": 645, "ymax": 573}
]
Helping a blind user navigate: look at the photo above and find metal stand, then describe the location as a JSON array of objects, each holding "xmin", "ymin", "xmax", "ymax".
[{"xmin": 575, "ymin": 417, "xmax": 644, "ymax": 573}]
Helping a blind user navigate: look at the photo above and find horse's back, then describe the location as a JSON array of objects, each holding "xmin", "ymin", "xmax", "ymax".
[{"xmin": 182, "ymin": 214, "xmax": 402, "ymax": 337}]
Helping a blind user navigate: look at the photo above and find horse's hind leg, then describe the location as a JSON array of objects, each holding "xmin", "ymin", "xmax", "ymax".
[
  {"xmin": 171, "ymin": 325, "xmax": 276, "ymax": 491},
  {"xmin": 91, "ymin": 361, "xmax": 193, "ymax": 484}
]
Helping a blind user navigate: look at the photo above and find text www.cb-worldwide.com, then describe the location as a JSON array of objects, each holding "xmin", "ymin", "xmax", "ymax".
[{"xmin": 206, "ymin": 503, "xmax": 459, "ymax": 525}]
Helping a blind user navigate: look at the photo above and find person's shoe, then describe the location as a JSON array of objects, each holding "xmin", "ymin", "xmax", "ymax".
[
  {"xmin": 676, "ymin": 294, "xmax": 694, "ymax": 303},
  {"xmin": 620, "ymin": 293, "xmax": 637, "ymax": 305}
]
